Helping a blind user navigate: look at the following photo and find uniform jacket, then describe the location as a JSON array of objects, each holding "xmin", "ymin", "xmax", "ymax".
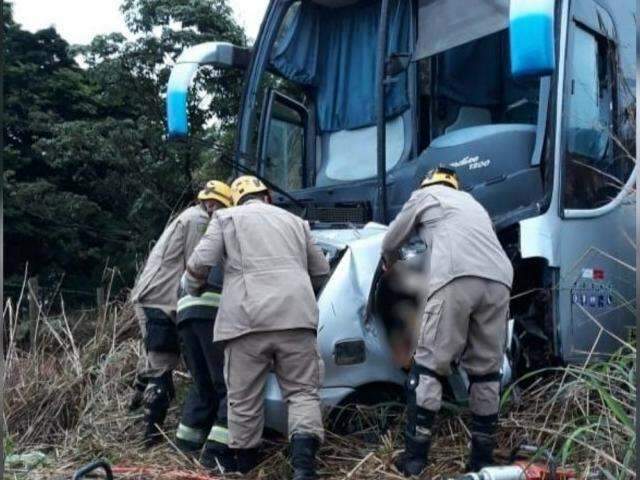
[
  {"xmin": 382, "ymin": 185, "xmax": 513, "ymax": 297},
  {"xmin": 187, "ymin": 200, "xmax": 330, "ymax": 342},
  {"xmin": 176, "ymin": 265, "xmax": 224, "ymax": 324},
  {"xmin": 131, "ymin": 204, "xmax": 210, "ymax": 313}
]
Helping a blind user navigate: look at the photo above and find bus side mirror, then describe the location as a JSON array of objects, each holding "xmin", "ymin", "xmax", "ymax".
[
  {"xmin": 509, "ymin": 0, "xmax": 556, "ymax": 78},
  {"xmin": 167, "ymin": 42, "xmax": 251, "ymax": 138}
]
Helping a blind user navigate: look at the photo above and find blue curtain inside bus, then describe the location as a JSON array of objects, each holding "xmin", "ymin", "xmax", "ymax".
[{"xmin": 271, "ymin": 0, "xmax": 410, "ymax": 133}]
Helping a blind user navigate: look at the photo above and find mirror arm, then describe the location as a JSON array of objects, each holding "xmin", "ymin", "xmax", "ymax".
[
  {"xmin": 167, "ymin": 42, "xmax": 251, "ymax": 137},
  {"xmin": 176, "ymin": 42, "xmax": 251, "ymax": 69}
]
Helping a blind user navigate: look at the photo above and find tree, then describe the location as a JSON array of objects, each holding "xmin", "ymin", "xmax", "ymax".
[{"xmin": 3, "ymin": 0, "xmax": 246, "ymax": 303}]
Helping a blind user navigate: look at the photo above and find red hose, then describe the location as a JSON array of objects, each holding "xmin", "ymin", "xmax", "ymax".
[{"xmin": 111, "ymin": 465, "xmax": 221, "ymax": 480}]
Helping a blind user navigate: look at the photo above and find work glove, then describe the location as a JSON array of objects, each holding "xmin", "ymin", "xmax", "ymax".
[
  {"xmin": 180, "ymin": 271, "xmax": 202, "ymax": 297},
  {"xmin": 382, "ymin": 256, "xmax": 396, "ymax": 273}
]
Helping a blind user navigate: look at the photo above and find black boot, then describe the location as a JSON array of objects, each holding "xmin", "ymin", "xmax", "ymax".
[
  {"xmin": 143, "ymin": 372, "xmax": 175, "ymax": 447},
  {"xmin": 201, "ymin": 440, "xmax": 237, "ymax": 472},
  {"xmin": 466, "ymin": 413, "xmax": 498, "ymax": 471},
  {"xmin": 396, "ymin": 367, "xmax": 437, "ymax": 477},
  {"xmin": 466, "ymin": 432, "xmax": 496, "ymax": 471},
  {"xmin": 175, "ymin": 437, "xmax": 202, "ymax": 455},
  {"xmin": 235, "ymin": 447, "xmax": 260, "ymax": 474},
  {"xmin": 394, "ymin": 430, "xmax": 432, "ymax": 477},
  {"xmin": 129, "ymin": 374, "xmax": 148, "ymax": 411},
  {"xmin": 175, "ymin": 423, "xmax": 205, "ymax": 456},
  {"xmin": 291, "ymin": 434, "xmax": 319, "ymax": 480}
]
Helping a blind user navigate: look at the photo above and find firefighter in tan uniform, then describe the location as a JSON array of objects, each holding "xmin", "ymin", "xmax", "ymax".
[
  {"xmin": 130, "ymin": 180, "xmax": 232, "ymax": 446},
  {"xmin": 182, "ymin": 176, "xmax": 330, "ymax": 478},
  {"xmin": 382, "ymin": 167, "xmax": 513, "ymax": 476}
]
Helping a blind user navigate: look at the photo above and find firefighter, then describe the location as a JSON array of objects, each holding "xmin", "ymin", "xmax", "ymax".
[
  {"xmin": 129, "ymin": 180, "xmax": 232, "ymax": 447},
  {"xmin": 174, "ymin": 186, "xmax": 233, "ymax": 460},
  {"xmin": 181, "ymin": 175, "xmax": 330, "ymax": 478},
  {"xmin": 381, "ymin": 166, "xmax": 513, "ymax": 476}
]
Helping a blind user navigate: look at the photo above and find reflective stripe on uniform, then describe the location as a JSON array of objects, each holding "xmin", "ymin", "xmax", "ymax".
[
  {"xmin": 177, "ymin": 292, "xmax": 221, "ymax": 313},
  {"xmin": 207, "ymin": 425, "xmax": 230, "ymax": 445},
  {"xmin": 176, "ymin": 423, "xmax": 207, "ymax": 444}
]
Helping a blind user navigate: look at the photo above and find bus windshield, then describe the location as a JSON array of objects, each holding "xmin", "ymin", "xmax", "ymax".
[
  {"xmin": 246, "ymin": 0, "xmax": 411, "ymax": 190},
  {"xmin": 247, "ymin": 0, "xmax": 541, "ymax": 192},
  {"xmin": 420, "ymin": 29, "xmax": 541, "ymax": 147}
]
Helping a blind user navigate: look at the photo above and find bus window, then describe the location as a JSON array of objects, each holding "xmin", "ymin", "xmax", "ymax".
[
  {"xmin": 261, "ymin": 92, "xmax": 306, "ymax": 190},
  {"xmin": 265, "ymin": 120, "xmax": 303, "ymax": 190},
  {"xmin": 250, "ymin": 0, "xmax": 411, "ymax": 187},
  {"xmin": 243, "ymin": 1, "xmax": 310, "ymax": 178},
  {"xmin": 419, "ymin": 30, "xmax": 541, "ymax": 144},
  {"xmin": 245, "ymin": 69, "xmax": 309, "ymax": 173},
  {"xmin": 563, "ymin": 25, "xmax": 633, "ymax": 209}
]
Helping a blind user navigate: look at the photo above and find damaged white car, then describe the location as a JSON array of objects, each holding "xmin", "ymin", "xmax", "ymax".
[{"xmin": 263, "ymin": 223, "xmax": 514, "ymax": 434}]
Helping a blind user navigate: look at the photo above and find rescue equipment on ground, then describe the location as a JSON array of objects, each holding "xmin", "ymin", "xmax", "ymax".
[
  {"xmin": 456, "ymin": 444, "xmax": 576, "ymax": 480},
  {"xmin": 73, "ymin": 459, "xmax": 223, "ymax": 480}
]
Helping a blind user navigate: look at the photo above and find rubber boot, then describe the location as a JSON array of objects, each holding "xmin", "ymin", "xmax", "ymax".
[
  {"xmin": 235, "ymin": 447, "xmax": 260, "ymax": 474},
  {"xmin": 129, "ymin": 374, "xmax": 148, "ymax": 412},
  {"xmin": 394, "ymin": 430, "xmax": 432, "ymax": 478},
  {"xmin": 143, "ymin": 372, "xmax": 175, "ymax": 447},
  {"xmin": 175, "ymin": 424, "xmax": 205, "ymax": 456},
  {"xmin": 466, "ymin": 432, "xmax": 496, "ymax": 471},
  {"xmin": 291, "ymin": 434, "xmax": 319, "ymax": 480},
  {"xmin": 175, "ymin": 437, "xmax": 202, "ymax": 455},
  {"xmin": 201, "ymin": 440, "xmax": 237, "ymax": 472}
]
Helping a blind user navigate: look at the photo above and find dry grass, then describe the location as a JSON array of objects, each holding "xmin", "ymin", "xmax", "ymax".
[{"xmin": 3, "ymin": 288, "xmax": 635, "ymax": 480}]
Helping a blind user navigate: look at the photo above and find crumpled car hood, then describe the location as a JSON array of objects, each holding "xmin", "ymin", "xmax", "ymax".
[{"xmin": 311, "ymin": 222, "xmax": 388, "ymax": 249}]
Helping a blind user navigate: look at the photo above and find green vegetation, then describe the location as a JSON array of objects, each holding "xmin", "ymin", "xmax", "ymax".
[
  {"xmin": 3, "ymin": 0, "xmax": 245, "ymax": 303},
  {"xmin": 502, "ymin": 348, "xmax": 636, "ymax": 479}
]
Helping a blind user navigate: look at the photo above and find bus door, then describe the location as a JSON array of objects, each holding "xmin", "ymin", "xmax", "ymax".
[{"xmin": 554, "ymin": 0, "xmax": 636, "ymax": 362}]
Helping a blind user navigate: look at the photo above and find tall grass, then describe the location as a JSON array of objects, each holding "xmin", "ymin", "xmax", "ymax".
[
  {"xmin": 502, "ymin": 346, "xmax": 636, "ymax": 479},
  {"xmin": 2, "ymin": 281, "xmax": 636, "ymax": 479},
  {"xmin": 3, "ymin": 294, "xmax": 142, "ymax": 459}
]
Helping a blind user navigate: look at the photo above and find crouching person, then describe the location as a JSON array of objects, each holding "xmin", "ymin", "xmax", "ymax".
[
  {"xmin": 129, "ymin": 180, "xmax": 232, "ymax": 447},
  {"xmin": 382, "ymin": 167, "xmax": 513, "ymax": 476},
  {"xmin": 182, "ymin": 176, "xmax": 330, "ymax": 479}
]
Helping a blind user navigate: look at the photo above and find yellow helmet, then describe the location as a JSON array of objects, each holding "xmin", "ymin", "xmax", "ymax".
[
  {"xmin": 197, "ymin": 180, "xmax": 232, "ymax": 207},
  {"xmin": 231, "ymin": 175, "xmax": 268, "ymax": 205},
  {"xmin": 420, "ymin": 166, "xmax": 460, "ymax": 190}
]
